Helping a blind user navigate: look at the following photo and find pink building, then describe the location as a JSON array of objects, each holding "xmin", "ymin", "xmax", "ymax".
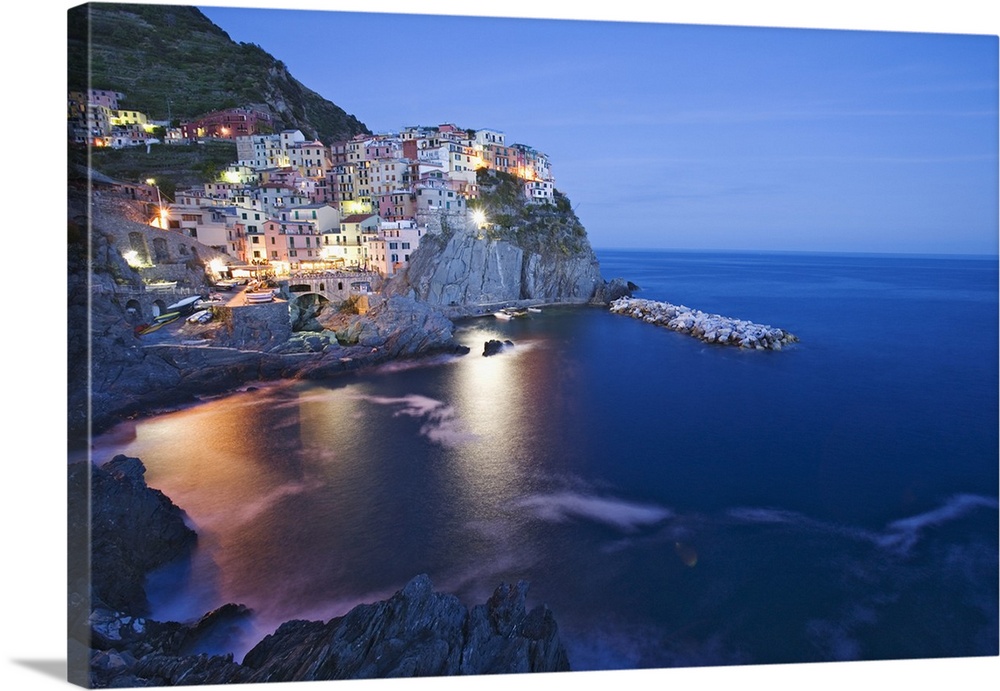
[{"xmin": 262, "ymin": 218, "xmax": 323, "ymax": 271}]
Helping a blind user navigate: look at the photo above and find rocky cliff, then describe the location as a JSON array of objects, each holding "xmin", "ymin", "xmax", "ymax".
[
  {"xmin": 385, "ymin": 169, "xmax": 606, "ymax": 307},
  {"xmin": 73, "ymin": 456, "xmax": 570, "ymax": 687}
]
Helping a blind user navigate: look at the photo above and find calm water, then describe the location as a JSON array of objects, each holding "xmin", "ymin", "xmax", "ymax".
[{"xmin": 91, "ymin": 250, "xmax": 999, "ymax": 669}]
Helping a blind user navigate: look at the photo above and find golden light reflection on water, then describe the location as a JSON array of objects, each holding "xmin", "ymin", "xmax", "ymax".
[{"xmin": 90, "ymin": 323, "xmax": 590, "ymax": 628}]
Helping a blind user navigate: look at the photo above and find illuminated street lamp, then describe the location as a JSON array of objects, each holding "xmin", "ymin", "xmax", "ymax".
[
  {"xmin": 471, "ymin": 209, "xmax": 487, "ymax": 229},
  {"xmin": 146, "ymin": 178, "xmax": 166, "ymax": 228}
]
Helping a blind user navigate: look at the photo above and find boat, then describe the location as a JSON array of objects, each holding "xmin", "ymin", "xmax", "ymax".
[
  {"xmin": 167, "ymin": 295, "xmax": 202, "ymax": 314},
  {"xmin": 145, "ymin": 281, "xmax": 177, "ymax": 292},
  {"xmin": 186, "ymin": 309, "xmax": 212, "ymax": 324},
  {"xmin": 245, "ymin": 291, "xmax": 275, "ymax": 303},
  {"xmin": 496, "ymin": 307, "xmax": 529, "ymax": 319},
  {"xmin": 153, "ymin": 310, "xmax": 181, "ymax": 323},
  {"xmin": 527, "ymin": 307, "xmax": 542, "ymax": 313}
]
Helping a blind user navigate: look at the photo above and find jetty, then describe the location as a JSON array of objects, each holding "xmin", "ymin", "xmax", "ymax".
[{"xmin": 609, "ymin": 297, "xmax": 798, "ymax": 351}]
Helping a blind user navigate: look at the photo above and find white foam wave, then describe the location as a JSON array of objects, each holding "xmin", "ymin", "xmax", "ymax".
[
  {"xmin": 351, "ymin": 393, "xmax": 479, "ymax": 447},
  {"xmin": 518, "ymin": 492, "xmax": 672, "ymax": 532},
  {"xmin": 878, "ymin": 494, "xmax": 999, "ymax": 553},
  {"xmin": 369, "ymin": 353, "xmax": 465, "ymax": 374},
  {"xmin": 728, "ymin": 494, "xmax": 999, "ymax": 555}
]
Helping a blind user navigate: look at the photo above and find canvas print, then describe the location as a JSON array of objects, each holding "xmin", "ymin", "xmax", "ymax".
[{"xmin": 66, "ymin": 1, "xmax": 998, "ymax": 688}]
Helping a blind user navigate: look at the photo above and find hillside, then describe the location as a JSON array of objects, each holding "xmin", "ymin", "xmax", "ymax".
[
  {"xmin": 67, "ymin": 3, "xmax": 370, "ymax": 144},
  {"xmin": 384, "ymin": 168, "xmax": 606, "ymax": 307}
]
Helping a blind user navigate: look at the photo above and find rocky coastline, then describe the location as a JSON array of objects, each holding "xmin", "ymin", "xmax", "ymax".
[
  {"xmin": 609, "ymin": 297, "xmax": 798, "ymax": 350},
  {"xmin": 70, "ymin": 455, "xmax": 570, "ymax": 687}
]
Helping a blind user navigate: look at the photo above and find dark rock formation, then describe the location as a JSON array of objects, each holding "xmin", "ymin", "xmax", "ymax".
[
  {"xmin": 320, "ymin": 295, "xmax": 466, "ymax": 358},
  {"xmin": 483, "ymin": 339, "xmax": 514, "ymax": 356},
  {"xmin": 69, "ymin": 456, "xmax": 197, "ymax": 617},
  {"xmin": 591, "ymin": 277, "xmax": 640, "ymax": 305}
]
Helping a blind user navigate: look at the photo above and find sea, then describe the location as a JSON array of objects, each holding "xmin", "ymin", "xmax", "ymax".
[{"xmin": 89, "ymin": 249, "xmax": 999, "ymax": 672}]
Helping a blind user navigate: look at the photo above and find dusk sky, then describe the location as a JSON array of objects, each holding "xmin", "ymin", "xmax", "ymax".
[{"xmin": 193, "ymin": 1, "xmax": 999, "ymax": 255}]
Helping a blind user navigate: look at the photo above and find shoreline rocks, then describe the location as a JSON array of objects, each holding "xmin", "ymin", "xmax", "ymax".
[
  {"xmin": 72, "ymin": 456, "xmax": 570, "ymax": 686},
  {"xmin": 610, "ymin": 297, "xmax": 798, "ymax": 350}
]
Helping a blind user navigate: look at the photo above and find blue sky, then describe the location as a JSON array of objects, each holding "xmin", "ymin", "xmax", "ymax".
[{"xmin": 193, "ymin": 2, "xmax": 998, "ymax": 255}]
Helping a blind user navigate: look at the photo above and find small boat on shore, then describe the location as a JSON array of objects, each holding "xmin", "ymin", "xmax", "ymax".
[
  {"xmin": 153, "ymin": 311, "xmax": 181, "ymax": 323},
  {"xmin": 495, "ymin": 307, "xmax": 529, "ymax": 320},
  {"xmin": 186, "ymin": 309, "xmax": 212, "ymax": 324},
  {"xmin": 527, "ymin": 307, "xmax": 542, "ymax": 313},
  {"xmin": 245, "ymin": 291, "xmax": 275, "ymax": 303},
  {"xmin": 167, "ymin": 295, "xmax": 202, "ymax": 314}
]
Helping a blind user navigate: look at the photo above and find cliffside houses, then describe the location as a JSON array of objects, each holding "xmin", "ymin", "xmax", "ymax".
[
  {"xmin": 72, "ymin": 94, "xmax": 559, "ymax": 280},
  {"xmin": 149, "ymin": 122, "xmax": 559, "ymax": 280}
]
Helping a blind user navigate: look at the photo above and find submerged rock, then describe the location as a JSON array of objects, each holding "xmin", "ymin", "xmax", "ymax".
[
  {"xmin": 483, "ymin": 339, "xmax": 515, "ymax": 356},
  {"xmin": 610, "ymin": 297, "xmax": 798, "ymax": 350}
]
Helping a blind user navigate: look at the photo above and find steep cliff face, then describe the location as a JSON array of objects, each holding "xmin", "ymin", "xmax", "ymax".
[
  {"xmin": 385, "ymin": 169, "xmax": 604, "ymax": 306},
  {"xmin": 387, "ymin": 229, "xmax": 602, "ymax": 305}
]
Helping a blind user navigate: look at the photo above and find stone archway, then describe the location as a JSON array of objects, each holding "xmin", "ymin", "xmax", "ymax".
[
  {"xmin": 289, "ymin": 292, "xmax": 331, "ymax": 332},
  {"xmin": 151, "ymin": 299, "xmax": 167, "ymax": 317},
  {"xmin": 125, "ymin": 299, "xmax": 142, "ymax": 322}
]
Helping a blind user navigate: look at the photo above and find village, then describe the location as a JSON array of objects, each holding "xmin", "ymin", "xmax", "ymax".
[{"xmin": 70, "ymin": 90, "xmax": 558, "ymax": 287}]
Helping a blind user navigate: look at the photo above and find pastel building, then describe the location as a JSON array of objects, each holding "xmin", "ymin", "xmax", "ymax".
[
  {"xmin": 88, "ymin": 89, "xmax": 125, "ymax": 110},
  {"xmin": 236, "ymin": 134, "xmax": 288, "ymax": 169},
  {"xmin": 280, "ymin": 202, "xmax": 341, "ymax": 233},
  {"xmin": 323, "ymin": 213, "xmax": 380, "ymax": 267},
  {"xmin": 288, "ymin": 140, "xmax": 331, "ymax": 178},
  {"xmin": 263, "ymin": 218, "xmax": 324, "ymax": 272},
  {"xmin": 158, "ymin": 205, "xmax": 232, "ymax": 252},
  {"xmin": 368, "ymin": 220, "xmax": 425, "ymax": 277}
]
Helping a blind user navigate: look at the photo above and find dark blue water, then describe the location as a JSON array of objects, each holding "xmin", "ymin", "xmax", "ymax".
[{"xmin": 93, "ymin": 250, "xmax": 999, "ymax": 670}]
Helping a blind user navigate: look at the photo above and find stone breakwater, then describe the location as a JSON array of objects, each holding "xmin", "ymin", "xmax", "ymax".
[{"xmin": 609, "ymin": 297, "xmax": 798, "ymax": 350}]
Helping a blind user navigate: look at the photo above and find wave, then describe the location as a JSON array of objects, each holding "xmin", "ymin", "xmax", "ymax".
[
  {"xmin": 727, "ymin": 494, "xmax": 998, "ymax": 554},
  {"xmin": 517, "ymin": 491, "xmax": 672, "ymax": 532},
  {"xmin": 350, "ymin": 393, "xmax": 479, "ymax": 447},
  {"xmin": 878, "ymin": 493, "xmax": 999, "ymax": 554}
]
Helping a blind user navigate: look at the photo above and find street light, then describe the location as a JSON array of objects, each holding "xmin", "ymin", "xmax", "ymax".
[{"xmin": 146, "ymin": 178, "xmax": 165, "ymax": 228}]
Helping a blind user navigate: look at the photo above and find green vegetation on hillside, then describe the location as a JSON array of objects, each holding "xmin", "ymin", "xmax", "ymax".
[
  {"xmin": 471, "ymin": 168, "xmax": 588, "ymax": 256},
  {"xmin": 67, "ymin": 3, "xmax": 370, "ymax": 143},
  {"xmin": 76, "ymin": 140, "xmax": 238, "ymax": 200}
]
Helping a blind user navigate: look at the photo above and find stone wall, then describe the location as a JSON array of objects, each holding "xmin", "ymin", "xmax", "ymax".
[
  {"xmin": 214, "ymin": 300, "xmax": 292, "ymax": 350},
  {"xmin": 91, "ymin": 193, "xmax": 233, "ymax": 288}
]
